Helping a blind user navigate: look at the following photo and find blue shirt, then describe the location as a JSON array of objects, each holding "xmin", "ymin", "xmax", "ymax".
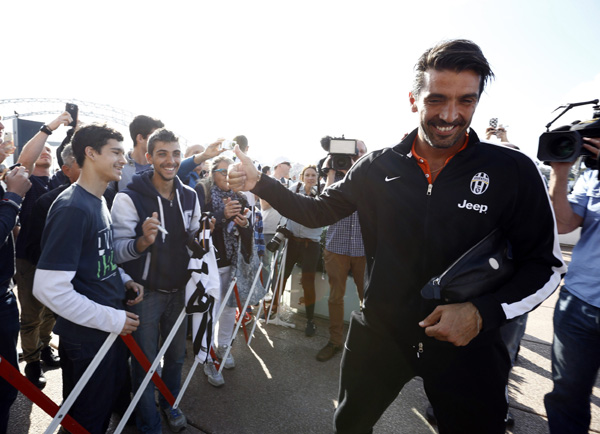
[{"xmin": 564, "ymin": 169, "xmax": 600, "ymax": 307}]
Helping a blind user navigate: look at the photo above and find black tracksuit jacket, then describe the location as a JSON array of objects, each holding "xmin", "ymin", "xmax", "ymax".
[{"xmin": 253, "ymin": 129, "xmax": 566, "ymax": 349}]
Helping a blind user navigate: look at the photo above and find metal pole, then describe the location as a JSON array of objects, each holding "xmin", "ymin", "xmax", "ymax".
[{"xmin": 114, "ymin": 308, "xmax": 187, "ymax": 433}]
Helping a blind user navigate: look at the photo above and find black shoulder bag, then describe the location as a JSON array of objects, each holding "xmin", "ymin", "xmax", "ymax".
[{"xmin": 420, "ymin": 228, "xmax": 514, "ymax": 303}]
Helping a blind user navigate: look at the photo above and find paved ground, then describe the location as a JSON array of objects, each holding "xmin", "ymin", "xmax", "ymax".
[{"xmin": 7, "ymin": 245, "xmax": 600, "ymax": 433}]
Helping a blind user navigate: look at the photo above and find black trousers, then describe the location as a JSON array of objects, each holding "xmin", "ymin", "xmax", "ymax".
[{"xmin": 334, "ymin": 311, "xmax": 510, "ymax": 434}]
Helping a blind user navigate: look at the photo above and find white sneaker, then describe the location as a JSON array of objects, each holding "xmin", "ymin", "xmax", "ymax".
[
  {"xmin": 204, "ymin": 362, "xmax": 224, "ymax": 387},
  {"xmin": 217, "ymin": 344, "xmax": 236, "ymax": 369}
]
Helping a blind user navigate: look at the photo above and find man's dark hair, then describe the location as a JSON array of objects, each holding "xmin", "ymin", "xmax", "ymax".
[
  {"xmin": 129, "ymin": 115, "xmax": 164, "ymax": 147},
  {"xmin": 261, "ymin": 165, "xmax": 271, "ymax": 175},
  {"xmin": 71, "ymin": 124, "xmax": 124, "ymax": 167},
  {"xmin": 233, "ymin": 135, "xmax": 248, "ymax": 152},
  {"xmin": 147, "ymin": 128, "xmax": 179, "ymax": 155},
  {"xmin": 412, "ymin": 39, "xmax": 494, "ymax": 99}
]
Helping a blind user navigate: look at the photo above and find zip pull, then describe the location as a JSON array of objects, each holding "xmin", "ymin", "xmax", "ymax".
[
  {"xmin": 417, "ymin": 342, "xmax": 424, "ymax": 358},
  {"xmin": 427, "ymin": 184, "xmax": 433, "ymax": 196}
]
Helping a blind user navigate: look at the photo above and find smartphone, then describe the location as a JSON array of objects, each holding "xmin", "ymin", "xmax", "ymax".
[
  {"xmin": 65, "ymin": 103, "xmax": 78, "ymax": 127},
  {"xmin": 221, "ymin": 139, "xmax": 237, "ymax": 150},
  {"xmin": 489, "ymin": 118, "xmax": 498, "ymax": 129},
  {"xmin": 3, "ymin": 131, "xmax": 13, "ymax": 143}
]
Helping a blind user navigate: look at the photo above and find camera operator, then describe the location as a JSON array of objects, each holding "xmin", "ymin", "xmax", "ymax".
[
  {"xmin": 545, "ymin": 136, "xmax": 600, "ymax": 434},
  {"xmin": 316, "ymin": 140, "xmax": 367, "ymax": 362}
]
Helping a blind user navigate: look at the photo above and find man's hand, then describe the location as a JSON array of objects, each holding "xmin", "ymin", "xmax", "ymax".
[
  {"xmin": 194, "ymin": 138, "xmax": 226, "ymax": 165},
  {"xmin": 5, "ymin": 166, "xmax": 31, "ymax": 197},
  {"xmin": 228, "ymin": 145, "xmax": 259, "ymax": 192},
  {"xmin": 485, "ymin": 127, "xmax": 496, "ymax": 140},
  {"xmin": 419, "ymin": 302, "xmax": 481, "ymax": 347},
  {"xmin": 136, "ymin": 212, "xmax": 160, "ymax": 252},
  {"xmin": 125, "ymin": 280, "xmax": 144, "ymax": 306},
  {"xmin": 120, "ymin": 311, "xmax": 140, "ymax": 335},
  {"xmin": 496, "ymin": 127, "xmax": 509, "ymax": 143},
  {"xmin": 47, "ymin": 111, "xmax": 73, "ymax": 132},
  {"xmin": 583, "ymin": 137, "xmax": 600, "ymax": 157}
]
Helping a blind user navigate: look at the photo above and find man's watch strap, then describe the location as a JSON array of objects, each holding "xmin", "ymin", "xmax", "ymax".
[{"xmin": 40, "ymin": 125, "xmax": 53, "ymax": 135}]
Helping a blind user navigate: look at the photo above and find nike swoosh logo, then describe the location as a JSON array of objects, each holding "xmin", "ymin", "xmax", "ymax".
[{"xmin": 385, "ymin": 175, "xmax": 402, "ymax": 182}]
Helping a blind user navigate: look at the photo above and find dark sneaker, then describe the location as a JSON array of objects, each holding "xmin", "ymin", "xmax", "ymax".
[
  {"xmin": 316, "ymin": 342, "xmax": 342, "ymax": 362},
  {"xmin": 161, "ymin": 406, "xmax": 187, "ymax": 432},
  {"xmin": 506, "ymin": 409, "xmax": 515, "ymax": 428},
  {"xmin": 41, "ymin": 346, "xmax": 60, "ymax": 368},
  {"xmin": 24, "ymin": 361, "xmax": 47, "ymax": 390},
  {"xmin": 305, "ymin": 320, "xmax": 316, "ymax": 337}
]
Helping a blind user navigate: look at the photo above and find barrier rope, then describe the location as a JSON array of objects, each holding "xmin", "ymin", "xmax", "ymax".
[{"xmin": 0, "ymin": 355, "xmax": 89, "ymax": 434}]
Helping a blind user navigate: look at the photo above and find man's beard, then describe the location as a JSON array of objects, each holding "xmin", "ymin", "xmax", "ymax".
[{"xmin": 421, "ymin": 119, "xmax": 469, "ymax": 149}]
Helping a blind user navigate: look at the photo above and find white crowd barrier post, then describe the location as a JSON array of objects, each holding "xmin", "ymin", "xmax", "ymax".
[
  {"xmin": 267, "ymin": 239, "xmax": 295, "ymax": 328},
  {"xmin": 219, "ymin": 264, "xmax": 262, "ymax": 372},
  {"xmin": 114, "ymin": 308, "xmax": 187, "ymax": 433}
]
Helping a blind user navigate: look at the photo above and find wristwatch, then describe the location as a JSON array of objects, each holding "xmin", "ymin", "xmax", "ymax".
[{"xmin": 40, "ymin": 125, "xmax": 53, "ymax": 135}]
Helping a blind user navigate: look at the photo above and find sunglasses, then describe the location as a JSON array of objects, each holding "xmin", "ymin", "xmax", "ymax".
[{"xmin": 212, "ymin": 169, "xmax": 228, "ymax": 175}]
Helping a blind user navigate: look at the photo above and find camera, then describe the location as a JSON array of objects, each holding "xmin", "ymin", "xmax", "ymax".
[
  {"xmin": 221, "ymin": 139, "xmax": 238, "ymax": 150},
  {"xmin": 537, "ymin": 99, "xmax": 600, "ymax": 167},
  {"xmin": 320, "ymin": 136, "xmax": 358, "ymax": 171},
  {"xmin": 266, "ymin": 224, "xmax": 293, "ymax": 252}
]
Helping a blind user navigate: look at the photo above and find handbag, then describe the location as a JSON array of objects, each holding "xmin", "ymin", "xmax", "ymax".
[{"xmin": 420, "ymin": 228, "xmax": 514, "ymax": 303}]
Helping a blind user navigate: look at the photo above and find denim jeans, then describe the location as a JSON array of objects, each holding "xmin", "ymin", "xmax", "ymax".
[
  {"xmin": 129, "ymin": 289, "xmax": 187, "ymax": 434},
  {"xmin": 499, "ymin": 313, "xmax": 528, "ymax": 365},
  {"xmin": 545, "ymin": 287, "xmax": 600, "ymax": 434},
  {"xmin": 0, "ymin": 289, "xmax": 20, "ymax": 433}
]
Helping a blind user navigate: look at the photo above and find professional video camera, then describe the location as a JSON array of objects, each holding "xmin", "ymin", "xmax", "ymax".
[
  {"xmin": 266, "ymin": 224, "xmax": 293, "ymax": 252},
  {"xmin": 320, "ymin": 135, "xmax": 358, "ymax": 171},
  {"xmin": 537, "ymin": 99, "xmax": 600, "ymax": 167}
]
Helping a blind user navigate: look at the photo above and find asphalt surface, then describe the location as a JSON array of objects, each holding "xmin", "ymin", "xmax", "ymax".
[{"xmin": 8, "ymin": 245, "xmax": 600, "ymax": 434}]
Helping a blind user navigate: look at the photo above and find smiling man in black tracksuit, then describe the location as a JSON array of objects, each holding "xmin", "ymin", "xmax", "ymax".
[{"xmin": 227, "ymin": 40, "xmax": 566, "ymax": 434}]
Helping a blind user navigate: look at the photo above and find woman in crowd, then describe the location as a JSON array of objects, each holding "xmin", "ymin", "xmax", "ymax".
[
  {"xmin": 277, "ymin": 165, "xmax": 323, "ymax": 336},
  {"xmin": 195, "ymin": 156, "xmax": 253, "ymax": 387}
]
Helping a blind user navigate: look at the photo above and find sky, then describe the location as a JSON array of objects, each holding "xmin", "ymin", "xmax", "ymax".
[{"xmin": 2, "ymin": 0, "xmax": 599, "ymax": 168}]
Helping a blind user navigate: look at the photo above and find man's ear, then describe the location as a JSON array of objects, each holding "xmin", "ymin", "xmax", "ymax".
[
  {"xmin": 409, "ymin": 92, "xmax": 418, "ymax": 113},
  {"xmin": 85, "ymin": 146, "xmax": 95, "ymax": 160},
  {"xmin": 145, "ymin": 152, "xmax": 152, "ymax": 165},
  {"xmin": 136, "ymin": 133, "xmax": 146, "ymax": 146}
]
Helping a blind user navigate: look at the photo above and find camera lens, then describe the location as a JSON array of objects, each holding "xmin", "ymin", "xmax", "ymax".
[
  {"xmin": 548, "ymin": 136, "xmax": 577, "ymax": 160},
  {"xmin": 333, "ymin": 155, "xmax": 352, "ymax": 171}
]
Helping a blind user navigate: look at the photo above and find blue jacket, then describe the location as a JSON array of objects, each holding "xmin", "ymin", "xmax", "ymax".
[{"xmin": 0, "ymin": 188, "xmax": 22, "ymax": 295}]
